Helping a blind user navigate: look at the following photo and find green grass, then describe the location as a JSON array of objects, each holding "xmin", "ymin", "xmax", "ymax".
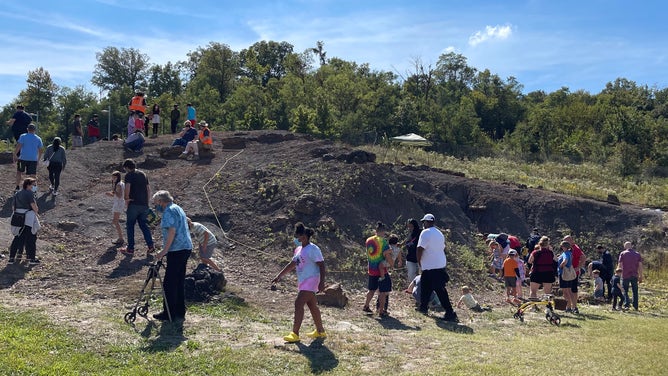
[
  {"xmin": 2, "ymin": 289, "xmax": 668, "ymax": 376},
  {"xmin": 367, "ymin": 145, "xmax": 668, "ymax": 208}
]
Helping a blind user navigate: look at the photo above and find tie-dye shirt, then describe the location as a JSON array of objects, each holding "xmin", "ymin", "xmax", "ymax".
[{"xmin": 366, "ymin": 235, "xmax": 389, "ymax": 277}]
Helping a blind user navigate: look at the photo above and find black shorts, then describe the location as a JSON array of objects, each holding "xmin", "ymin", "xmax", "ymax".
[
  {"xmin": 504, "ymin": 276, "xmax": 517, "ymax": 287},
  {"xmin": 17, "ymin": 160, "xmax": 37, "ymax": 175},
  {"xmin": 559, "ymin": 277, "xmax": 578, "ymax": 292},
  {"xmin": 367, "ymin": 275, "xmax": 392, "ymax": 293},
  {"xmin": 530, "ymin": 271, "xmax": 555, "ymax": 284}
]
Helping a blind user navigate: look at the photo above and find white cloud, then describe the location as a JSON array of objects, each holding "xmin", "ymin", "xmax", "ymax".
[{"xmin": 468, "ymin": 24, "xmax": 513, "ymax": 47}]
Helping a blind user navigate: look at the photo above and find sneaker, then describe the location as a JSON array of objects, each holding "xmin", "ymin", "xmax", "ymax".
[
  {"xmin": 112, "ymin": 238, "xmax": 125, "ymax": 245},
  {"xmin": 52, "ymin": 190, "xmax": 59, "ymax": 196},
  {"xmin": 153, "ymin": 312, "xmax": 169, "ymax": 321},
  {"xmin": 7, "ymin": 258, "xmax": 15, "ymax": 264},
  {"xmin": 441, "ymin": 312, "xmax": 459, "ymax": 323},
  {"xmin": 283, "ymin": 332, "xmax": 300, "ymax": 343},
  {"xmin": 119, "ymin": 248, "xmax": 135, "ymax": 256},
  {"xmin": 565, "ymin": 308, "xmax": 573, "ymax": 313},
  {"xmin": 49, "ymin": 185, "xmax": 54, "ymax": 192},
  {"xmin": 29, "ymin": 259, "xmax": 41, "ymax": 265},
  {"xmin": 362, "ymin": 306, "xmax": 373, "ymax": 313},
  {"xmin": 178, "ymin": 153, "xmax": 188, "ymax": 159},
  {"xmin": 306, "ymin": 329, "xmax": 327, "ymax": 339},
  {"xmin": 573, "ymin": 308, "xmax": 579, "ymax": 315}
]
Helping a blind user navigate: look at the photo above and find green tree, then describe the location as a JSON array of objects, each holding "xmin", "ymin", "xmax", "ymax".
[
  {"xmin": 147, "ymin": 62, "xmax": 182, "ymax": 98},
  {"xmin": 92, "ymin": 47, "xmax": 150, "ymax": 91}
]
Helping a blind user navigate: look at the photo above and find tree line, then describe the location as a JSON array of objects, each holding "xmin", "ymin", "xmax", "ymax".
[{"xmin": 2, "ymin": 41, "xmax": 667, "ymax": 179}]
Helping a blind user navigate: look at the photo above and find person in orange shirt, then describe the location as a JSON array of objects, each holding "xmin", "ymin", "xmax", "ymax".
[{"xmin": 502, "ymin": 249, "xmax": 520, "ymax": 303}]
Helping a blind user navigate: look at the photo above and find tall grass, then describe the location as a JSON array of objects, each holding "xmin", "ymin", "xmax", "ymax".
[{"xmin": 367, "ymin": 144, "xmax": 668, "ymax": 208}]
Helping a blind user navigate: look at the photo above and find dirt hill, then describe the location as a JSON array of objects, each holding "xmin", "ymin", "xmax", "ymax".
[{"xmin": 0, "ymin": 130, "xmax": 664, "ymax": 304}]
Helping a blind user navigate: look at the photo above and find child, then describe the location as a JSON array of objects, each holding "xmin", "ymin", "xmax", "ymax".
[
  {"xmin": 610, "ymin": 268, "xmax": 624, "ymax": 310},
  {"xmin": 404, "ymin": 274, "xmax": 440, "ymax": 308},
  {"xmin": 187, "ymin": 217, "xmax": 221, "ymax": 271},
  {"xmin": 457, "ymin": 286, "xmax": 492, "ymax": 312},
  {"xmin": 488, "ymin": 241, "xmax": 503, "ymax": 279},
  {"xmin": 379, "ymin": 234, "xmax": 403, "ymax": 281},
  {"xmin": 514, "ymin": 252, "xmax": 526, "ymax": 299},
  {"xmin": 502, "ymin": 249, "xmax": 520, "ymax": 303},
  {"xmin": 592, "ymin": 269, "xmax": 605, "ymax": 302},
  {"xmin": 104, "ymin": 171, "xmax": 125, "ymax": 245},
  {"xmin": 272, "ymin": 223, "xmax": 326, "ymax": 343}
]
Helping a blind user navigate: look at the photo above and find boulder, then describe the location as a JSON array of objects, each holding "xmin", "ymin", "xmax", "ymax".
[
  {"xmin": 317, "ymin": 283, "xmax": 348, "ymax": 308},
  {"xmin": 185, "ymin": 263, "xmax": 227, "ymax": 302}
]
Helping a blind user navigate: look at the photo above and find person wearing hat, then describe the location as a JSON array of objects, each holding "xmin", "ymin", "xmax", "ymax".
[
  {"xmin": 13, "ymin": 123, "xmax": 43, "ymax": 193},
  {"xmin": 6, "ymin": 104, "xmax": 32, "ymax": 142},
  {"xmin": 170, "ymin": 104, "xmax": 180, "ymax": 134},
  {"xmin": 172, "ymin": 120, "xmax": 198, "ymax": 148},
  {"xmin": 416, "ymin": 213, "xmax": 459, "ymax": 322},
  {"xmin": 87, "ymin": 114, "xmax": 100, "ymax": 143},
  {"xmin": 502, "ymin": 249, "xmax": 521, "ymax": 303},
  {"xmin": 43, "ymin": 136, "xmax": 67, "ymax": 196}
]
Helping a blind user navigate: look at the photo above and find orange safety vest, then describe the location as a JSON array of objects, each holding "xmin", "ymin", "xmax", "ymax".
[
  {"xmin": 199, "ymin": 128, "xmax": 212, "ymax": 145},
  {"xmin": 128, "ymin": 96, "xmax": 146, "ymax": 113}
]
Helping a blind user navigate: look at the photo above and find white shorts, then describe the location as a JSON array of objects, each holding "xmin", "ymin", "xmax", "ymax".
[{"xmin": 112, "ymin": 199, "xmax": 124, "ymax": 214}]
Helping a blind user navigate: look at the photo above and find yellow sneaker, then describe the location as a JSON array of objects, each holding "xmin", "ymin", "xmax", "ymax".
[
  {"xmin": 306, "ymin": 329, "xmax": 327, "ymax": 339},
  {"xmin": 283, "ymin": 332, "xmax": 300, "ymax": 343}
]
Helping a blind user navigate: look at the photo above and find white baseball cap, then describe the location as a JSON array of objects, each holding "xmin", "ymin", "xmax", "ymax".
[{"xmin": 421, "ymin": 213, "xmax": 435, "ymax": 222}]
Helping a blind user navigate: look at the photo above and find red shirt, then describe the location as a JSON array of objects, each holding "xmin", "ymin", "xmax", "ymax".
[{"xmin": 571, "ymin": 243, "xmax": 584, "ymax": 275}]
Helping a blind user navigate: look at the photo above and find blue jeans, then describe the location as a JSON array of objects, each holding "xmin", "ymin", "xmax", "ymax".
[
  {"xmin": 126, "ymin": 204, "xmax": 153, "ymax": 250},
  {"xmin": 622, "ymin": 276, "xmax": 639, "ymax": 309}
]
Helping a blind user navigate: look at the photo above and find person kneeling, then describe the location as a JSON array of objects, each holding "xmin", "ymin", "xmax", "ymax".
[{"xmin": 124, "ymin": 129, "xmax": 145, "ymax": 152}]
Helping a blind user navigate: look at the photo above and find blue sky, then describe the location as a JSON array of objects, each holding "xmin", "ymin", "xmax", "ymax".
[{"xmin": 1, "ymin": 0, "xmax": 666, "ymax": 107}]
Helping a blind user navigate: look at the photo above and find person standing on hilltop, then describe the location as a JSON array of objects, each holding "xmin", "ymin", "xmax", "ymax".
[
  {"xmin": 87, "ymin": 114, "xmax": 100, "ymax": 143},
  {"xmin": 70, "ymin": 114, "xmax": 83, "ymax": 149},
  {"xmin": 118, "ymin": 158, "xmax": 155, "ymax": 257},
  {"xmin": 186, "ymin": 103, "xmax": 196, "ymax": 127},
  {"xmin": 6, "ymin": 104, "xmax": 32, "ymax": 142},
  {"xmin": 43, "ymin": 137, "xmax": 67, "ymax": 196},
  {"xmin": 150, "ymin": 103, "xmax": 160, "ymax": 138},
  {"xmin": 170, "ymin": 104, "xmax": 180, "ymax": 134}
]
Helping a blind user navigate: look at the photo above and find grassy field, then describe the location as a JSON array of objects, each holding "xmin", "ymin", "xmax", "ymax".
[
  {"xmin": 2, "ymin": 285, "xmax": 667, "ymax": 376},
  {"xmin": 367, "ymin": 145, "xmax": 668, "ymax": 209}
]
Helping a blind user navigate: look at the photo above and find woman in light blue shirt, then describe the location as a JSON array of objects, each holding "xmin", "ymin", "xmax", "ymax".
[{"xmin": 153, "ymin": 190, "xmax": 193, "ymax": 321}]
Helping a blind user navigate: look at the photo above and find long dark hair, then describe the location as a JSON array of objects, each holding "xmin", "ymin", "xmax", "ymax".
[
  {"xmin": 53, "ymin": 137, "xmax": 61, "ymax": 149},
  {"xmin": 112, "ymin": 171, "xmax": 122, "ymax": 193},
  {"xmin": 408, "ymin": 218, "xmax": 421, "ymax": 239}
]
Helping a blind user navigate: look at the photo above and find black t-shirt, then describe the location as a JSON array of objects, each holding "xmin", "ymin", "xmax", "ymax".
[
  {"xmin": 12, "ymin": 111, "xmax": 32, "ymax": 136},
  {"xmin": 124, "ymin": 169, "xmax": 149, "ymax": 206},
  {"xmin": 14, "ymin": 189, "xmax": 35, "ymax": 210},
  {"xmin": 170, "ymin": 109, "xmax": 180, "ymax": 122}
]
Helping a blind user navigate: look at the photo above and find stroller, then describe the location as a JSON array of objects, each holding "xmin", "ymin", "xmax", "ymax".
[{"xmin": 124, "ymin": 261, "xmax": 171, "ymax": 324}]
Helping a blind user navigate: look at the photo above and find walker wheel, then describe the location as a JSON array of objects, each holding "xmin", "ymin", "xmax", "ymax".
[
  {"xmin": 124, "ymin": 311, "xmax": 136, "ymax": 324},
  {"xmin": 138, "ymin": 305, "xmax": 149, "ymax": 317}
]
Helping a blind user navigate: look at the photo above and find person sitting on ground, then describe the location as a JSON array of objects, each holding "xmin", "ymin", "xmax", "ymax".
[
  {"xmin": 186, "ymin": 217, "xmax": 221, "ymax": 271},
  {"xmin": 457, "ymin": 286, "xmax": 492, "ymax": 312},
  {"xmin": 404, "ymin": 273, "xmax": 440, "ymax": 308},
  {"xmin": 592, "ymin": 269, "xmax": 605, "ymax": 302},
  {"xmin": 172, "ymin": 120, "xmax": 197, "ymax": 147},
  {"xmin": 123, "ymin": 129, "xmax": 145, "ymax": 152},
  {"xmin": 179, "ymin": 121, "xmax": 212, "ymax": 160}
]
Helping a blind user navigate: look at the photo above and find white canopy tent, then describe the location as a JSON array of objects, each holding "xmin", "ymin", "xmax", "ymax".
[{"xmin": 390, "ymin": 133, "xmax": 431, "ymax": 147}]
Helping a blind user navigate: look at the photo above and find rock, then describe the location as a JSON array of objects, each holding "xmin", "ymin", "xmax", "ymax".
[
  {"xmin": 159, "ymin": 146, "xmax": 185, "ymax": 158},
  {"xmin": 607, "ymin": 194, "xmax": 620, "ymax": 205},
  {"xmin": 294, "ymin": 194, "xmax": 319, "ymax": 215},
  {"xmin": 185, "ymin": 263, "xmax": 227, "ymax": 302},
  {"xmin": 0, "ymin": 151, "xmax": 13, "ymax": 165},
  {"xmin": 57, "ymin": 221, "xmax": 78, "ymax": 232},
  {"xmin": 317, "ymin": 283, "xmax": 348, "ymax": 308},
  {"xmin": 221, "ymin": 137, "xmax": 247, "ymax": 149}
]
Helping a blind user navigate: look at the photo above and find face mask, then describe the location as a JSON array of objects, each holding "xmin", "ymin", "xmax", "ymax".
[
  {"xmin": 31, "ymin": 185, "xmax": 37, "ymax": 193},
  {"xmin": 293, "ymin": 238, "xmax": 301, "ymax": 247},
  {"xmin": 154, "ymin": 204, "xmax": 163, "ymax": 213}
]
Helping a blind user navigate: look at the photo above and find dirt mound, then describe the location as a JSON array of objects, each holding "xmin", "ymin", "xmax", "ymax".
[{"xmin": 0, "ymin": 131, "xmax": 664, "ymax": 304}]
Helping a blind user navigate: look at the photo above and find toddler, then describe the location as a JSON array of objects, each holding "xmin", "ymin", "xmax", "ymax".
[
  {"xmin": 457, "ymin": 286, "xmax": 491, "ymax": 312},
  {"xmin": 104, "ymin": 171, "xmax": 125, "ymax": 245},
  {"xmin": 502, "ymin": 249, "xmax": 521, "ymax": 303},
  {"xmin": 379, "ymin": 234, "xmax": 402, "ymax": 281},
  {"xmin": 610, "ymin": 268, "xmax": 624, "ymax": 310}
]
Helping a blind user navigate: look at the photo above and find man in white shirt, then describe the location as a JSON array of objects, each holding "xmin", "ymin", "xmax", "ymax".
[{"xmin": 416, "ymin": 213, "xmax": 458, "ymax": 322}]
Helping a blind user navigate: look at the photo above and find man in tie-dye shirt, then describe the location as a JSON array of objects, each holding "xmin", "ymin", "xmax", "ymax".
[{"xmin": 363, "ymin": 222, "xmax": 392, "ymax": 316}]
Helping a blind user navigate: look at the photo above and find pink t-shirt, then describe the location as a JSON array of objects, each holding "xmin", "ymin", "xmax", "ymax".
[
  {"xmin": 292, "ymin": 243, "xmax": 324, "ymax": 292},
  {"xmin": 618, "ymin": 249, "xmax": 642, "ymax": 279}
]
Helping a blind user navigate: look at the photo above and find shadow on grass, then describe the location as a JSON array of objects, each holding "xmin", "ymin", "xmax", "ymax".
[
  {"xmin": 434, "ymin": 319, "xmax": 474, "ymax": 334},
  {"xmin": 140, "ymin": 320, "xmax": 187, "ymax": 353},
  {"xmin": 295, "ymin": 339, "xmax": 339, "ymax": 374},
  {"xmin": 376, "ymin": 315, "xmax": 421, "ymax": 331},
  {"xmin": 559, "ymin": 322, "xmax": 581, "ymax": 328}
]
